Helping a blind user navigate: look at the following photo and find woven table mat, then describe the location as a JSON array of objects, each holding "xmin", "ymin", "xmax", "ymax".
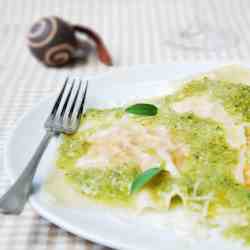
[{"xmin": 0, "ymin": 0, "xmax": 250, "ymax": 249}]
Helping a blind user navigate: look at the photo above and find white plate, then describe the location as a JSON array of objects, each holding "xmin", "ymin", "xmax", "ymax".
[{"xmin": 5, "ymin": 63, "xmax": 248, "ymax": 250}]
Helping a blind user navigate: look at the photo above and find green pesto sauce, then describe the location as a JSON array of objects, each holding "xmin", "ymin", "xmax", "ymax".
[
  {"xmin": 65, "ymin": 165, "xmax": 140, "ymax": 206},
  {"xmin": 211, "ymin": 81, "xmax": 250, "ymax": 123},
  {"xmin": 167, "ymin": 77, "xmax": 250, "ymax": 123},
  {"xmin": 79, "ymin": 108, "xmax": 125, "ymax": 137},
  {"xmin": 56, "ymin": 134, "xmax": 91, "ymax": 170},
  {"xmin": 56, "ymin": 77, "xmax": 250, "ymax": 244},
  {"xmin": 224, "ymin": 225, "xmax": 250, "ymax": 245},
  {"xmin": 172, "ymin": 77, "xmax": 209, "ymax": 101},
  {"xmin": 56, "ymin": 107, "xmax": 142, "ymax": 206},
  {"xmin": 163, "ymin": 78, "xmax": 250, "ymax": 244}
]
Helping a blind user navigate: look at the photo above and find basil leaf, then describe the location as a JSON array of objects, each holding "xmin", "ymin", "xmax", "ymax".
[
  {"xmin": 125, "ymin": 103, "xmax": 158, "ymax": 116},
  {"xmin": 130, "ymin": 167, "xmax": 163, "ymax": 194}
]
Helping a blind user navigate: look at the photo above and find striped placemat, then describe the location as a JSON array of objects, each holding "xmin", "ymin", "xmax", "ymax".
[{"xmin": 0, "ymin": 0, "xmax": 250, "ymax": 249}]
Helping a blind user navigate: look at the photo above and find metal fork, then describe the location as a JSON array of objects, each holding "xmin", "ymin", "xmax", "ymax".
[{"xmin": 0, "ymin": 78, "xmax": 88, "ymax": 214}]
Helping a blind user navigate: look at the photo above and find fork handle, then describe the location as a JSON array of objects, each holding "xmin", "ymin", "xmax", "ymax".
[{"xmin": 0, "ymin": 131, "xmax": 54, "ymax": 214}]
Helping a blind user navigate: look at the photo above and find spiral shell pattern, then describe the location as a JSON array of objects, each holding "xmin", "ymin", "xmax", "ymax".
[
  {"xmin": 44, "ymin": 43, "xmax": 75, "ymax": 66},
  {"xmin": 28, "ymin": 17, "xmax": 58, "ymax": 48}
]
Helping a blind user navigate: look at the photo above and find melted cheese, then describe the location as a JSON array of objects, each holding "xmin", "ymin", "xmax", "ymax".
[{"xmin": 77, "ymin": 116, "xmax": 180, "ymax": 176}]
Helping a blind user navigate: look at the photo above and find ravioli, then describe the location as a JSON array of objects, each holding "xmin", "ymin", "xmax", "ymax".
[{"xmin": 55, "ymin": 65, "xmax": 250, "ymax": 245}]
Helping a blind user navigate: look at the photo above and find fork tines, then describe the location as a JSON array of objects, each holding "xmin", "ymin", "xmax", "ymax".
[{"xmin": 45, "ymin": 77, "xmax": 88, "ymax": 134}]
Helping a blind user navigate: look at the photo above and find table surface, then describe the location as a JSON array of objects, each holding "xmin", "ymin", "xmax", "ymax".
[{"xmin": 1, "ymin": 0, "xmax": 250, "ymax": 249}]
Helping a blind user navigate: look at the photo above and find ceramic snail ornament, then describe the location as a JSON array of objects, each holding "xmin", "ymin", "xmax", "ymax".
[{"xmin": 27, "ymin": 16, "xmax": 113, "ymax": 67}]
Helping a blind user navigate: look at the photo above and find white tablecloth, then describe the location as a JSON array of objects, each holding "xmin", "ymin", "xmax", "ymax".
[{"xmin": 0, "ymin": 0, "xmax": 249, "ymax": 249}]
